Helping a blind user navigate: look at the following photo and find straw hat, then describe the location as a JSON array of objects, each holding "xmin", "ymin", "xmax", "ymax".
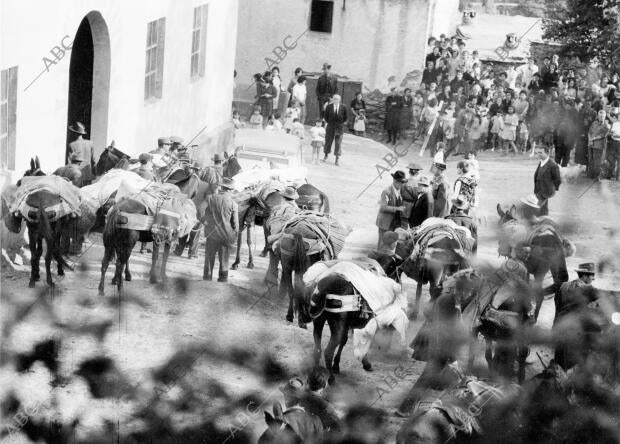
[{"xmin": 520, "ymin": 194, "xmax": 541, "ymax": 209}]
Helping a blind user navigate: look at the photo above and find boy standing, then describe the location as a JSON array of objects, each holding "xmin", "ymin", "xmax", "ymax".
[{"xmin": 310, "ymin": 119, "xmax": 326, "ymax": 164}]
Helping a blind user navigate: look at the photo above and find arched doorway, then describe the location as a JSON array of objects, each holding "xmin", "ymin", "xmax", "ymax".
[{"xmin": 66, "ymin": 11, "xmax": 110, "ymax": 162}]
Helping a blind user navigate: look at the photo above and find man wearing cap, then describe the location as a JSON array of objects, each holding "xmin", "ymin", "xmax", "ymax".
[
  {"xmin": 409, "ymin": 175, "xmax": 433, "ymax": 228},
  {"xmin": 54, "ymin": 152, "xmax": 84, "ymax": 187},
  {"xmin": 151, "ymin": 137, "xmax": 172, "ymax": 155},
  {"xmin": 202, "ymin": 178, "xmax": 238, "ymax": 282},
  {"xmin": 533, "ymin": 144, "xmax": 561, "ymax": 216},
  {"xmin": 446, "ymin": 195, "xmax": 477, "ymax": 253},
  {"xmin": 400, "ymin": 162, "xmax": 423, "ymax": 229},
  {"xmin": 68, "ymin": 122, "xmax": 96, "ymax": 185},
  {"xmin": 431, "ymin": 161, "xmax": 451, "ymax": 218},
  {"xmin": 136, "ymin": 153, "xmax": 156, "ymax": 181},
  {"xmin": 316, "ymin": 63, "xmax": 338, "ymax": 119},
  {"xmin": 376, "ymin": 170, "xmax": 407, "ymax": 247},
  {"xmin": 322, "ymin": 94, "xmax": 348, "ymax": 165},
  {"xmin": 169, "ymin": 136, "xmax": 184, "ymax": 156}
]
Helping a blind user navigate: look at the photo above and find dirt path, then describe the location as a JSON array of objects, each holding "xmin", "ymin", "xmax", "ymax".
[{"xmin": 3, "ymin": 133, "xmax": 619, "ymax": 442}]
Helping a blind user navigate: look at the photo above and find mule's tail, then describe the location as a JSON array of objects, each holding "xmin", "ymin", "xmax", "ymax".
[
  {"xmin": 290, "ymin": 233, "xmax": 308, "ymax": 274},
  {"xmin": 38, "ymin": 204, "xmax": 72, "ymax": 270},
  {"xmin": 103, "ymin": 205, "xmax": 119, "ymax": 246},
  {"xmin": 320, "ymin": 192, "xmax": 330, "ymax": 214}
]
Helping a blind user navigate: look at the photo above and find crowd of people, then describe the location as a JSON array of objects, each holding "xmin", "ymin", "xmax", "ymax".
[{"xmin": 407, "ymin": 34, "xmax": 620, "ymax": 180}]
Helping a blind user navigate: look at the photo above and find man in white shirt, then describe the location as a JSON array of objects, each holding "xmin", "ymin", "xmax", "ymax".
[
  {"xmin": 505, "ymin": 65, "xmax": 519, "ymax": 91},
  {"xmin": 517, "ymin": 58, "xmax": 539, "ymax": 89},
  {"xmin": 291, "ymin": 75, "xmax": 307, "ymax": 124}
]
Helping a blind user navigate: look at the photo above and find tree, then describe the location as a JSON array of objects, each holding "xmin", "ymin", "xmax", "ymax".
[{"xmin": 542, "ymin": 0, "xmax": 620, "ymax": 67}]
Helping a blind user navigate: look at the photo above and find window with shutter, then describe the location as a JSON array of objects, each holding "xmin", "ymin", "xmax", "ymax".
[
  {"xmin": 144, "ymin": 18, "xmax": 166, "ymax": 100},
  {"xmin": 190, "ymin": 5, "xmax": 209, "ymax": 79},
  {"xmin": 0, "ymin": 66, "xmax": 17, "ymax": 170},
  {"xmin": 309, "ymin": 0, "xmax": 334, "ymax": 33}
]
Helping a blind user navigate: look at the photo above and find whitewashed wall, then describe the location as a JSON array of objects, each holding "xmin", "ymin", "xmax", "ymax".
[{"xmin": 0, "ymin": 0, "xmax": 238, "ymax": 185}]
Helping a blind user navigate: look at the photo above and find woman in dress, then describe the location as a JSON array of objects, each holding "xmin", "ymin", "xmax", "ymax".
[
  {"xmin": 258, "ymin": 71, "xmax": 277, "ymax": 119},
  {"xmin": 349, "ymin": 92, "xmax": 366, "ymax": 132},
  {"xmin": 501, "ymin": 105, "xmax": 519, "ymax": 154}
]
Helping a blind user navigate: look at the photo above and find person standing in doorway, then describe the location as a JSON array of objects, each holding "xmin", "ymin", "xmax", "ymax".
[
  {"xmin": 202, "ymin": 178, "xmax": 238, "ymax": 282},
  {"xmin": 316, "ymin": 63, "xmax": 338, "ymax": 119},
  {"xmin": 68, "ymin": 122, "xmax": 96, "ymax": 185},
  {"xmin": 533, "ymin": 145, "xmax": 561, "ymax": 216},
  {"xmin": 322, "ymin": 94, "xmax": 348, "ymax": 166},
  {"xmin": 376, "ymin": 170, "xmax": 407, "ymax": 247}
]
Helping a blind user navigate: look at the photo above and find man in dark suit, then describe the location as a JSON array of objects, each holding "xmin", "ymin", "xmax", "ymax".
[
  {"xmin": 316, "ymin": 62, "xmax": 338, "ymax": 119},
  {"xmin": 533, "ymin": 144, "xmax": 561, "ymax": 216},
  {"xmin": 409, "ymin": 175, "xmax": 434, "ymax": 228},
  {"xmin": 322, "ymin": 94, "xmax": 348, "ymax": 165}
]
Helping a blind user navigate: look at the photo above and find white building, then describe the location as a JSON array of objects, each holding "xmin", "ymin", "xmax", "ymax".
[
  {"xmin": 0, "ymin": 0, "xmax": 239, "ymax": 187},
  {"xmin": 234, "ymin": 0, "xmax": 460, "ymax": 103}
]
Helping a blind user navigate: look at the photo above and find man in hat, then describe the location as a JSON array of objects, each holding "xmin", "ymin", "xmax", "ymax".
[
  {"xmin": 446, "ymin": 195, "xmax": 477, "ymax": 253},
  {"xmin": 151, "ymin": 137, "xmax": 172, "ymax": 155},
  {"xmin": 200, "ymin": 153, "xmax": 225, "ymax": 195},
  {"xmin": 68, "ymin": 121, "xmax": 96, "ymax": 185},
  {"xmin": 368, "ymin": 230, "xmax": 401, "ymax": 278},
  {"xmin": 533, "ymin": 144, "xmax": 561, "ymax": 216},
  {"xmin": 280, "ymin": 186, "xmax": 300, "ymax": 206},
  {"xmin": 316, "ymin": 63, "xmax": 338, "ymax": 119},
  {"xmin": 431, "ymin": 160, "xmax": 451, "ymax": 217},
  {"xmin": 409, "ymin": 175, "xmax": 434, "ymax": 228},
  {"xmin": 322, "ymin": 94, "xmax": 348, "ymax": 166},
  {"xmin": 376, "ymin": 170, "xmax": 407, "ymax": 247},
  {"xmin": 554, "ymin": 262, "xmax": 612, "ymax": 369},
  {"xmin": 202, "ymin": 177, "xmax": 238, "ymax": 282},
  {"xmin": 385, "ymin": 87, "xmax": 403, "ymax": 145},
  {"xmin": 169, "ymin": 136, "xmax": 184, "ymax": 156},
  {"xmin": 135, "ymin": 153, "xmax": 157, "ymax": 181},
  {"xmin": 54, "ymin": 152, "xmax": 84, "ymax": 187},
  {"xmin": 400, "ymin": 162, "xmax": 423, "ymax": 229}
]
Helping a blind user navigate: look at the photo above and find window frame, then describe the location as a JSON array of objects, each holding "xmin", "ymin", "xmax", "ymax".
[
  {"xmin": 190, "ymin": 4, "xmax": 209, "ymax": 80},
  {"xmin": 144, "ymin": 17, "xmax": 166, "ymax": 101},
  {"xmin": 0, "ymin": 66, "xmax": 17, "ymax": 170}
]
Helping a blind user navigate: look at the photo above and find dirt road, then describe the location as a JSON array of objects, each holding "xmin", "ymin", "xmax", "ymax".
[{"xmin": 3, "ymin": 133, "xmax": 620, "ymax": 442}]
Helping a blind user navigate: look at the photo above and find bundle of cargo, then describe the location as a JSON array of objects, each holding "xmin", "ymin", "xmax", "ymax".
[
  {"xmin": 11, "ymin": 175, "xmax": 82, "ymax": 224},
  {"xmin": 270, "ymin": 211, "xmax": 349, "ymax": 259},
  {"xmin": 112, "ymin": 179, "xmax": 197, "ymax": 242}
]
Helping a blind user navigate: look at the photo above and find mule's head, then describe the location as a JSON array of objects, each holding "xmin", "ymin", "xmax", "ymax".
[
  {"xmin": 22, "ymin": 157, "xmax": 45, "ymax": 179},
  {"xmin": 496, "ymin": 203, "xmax": 517, "ymax": 227},
  {"xmin": 259, "ymin": 403, "xmax": 302, "ymax": 444}
]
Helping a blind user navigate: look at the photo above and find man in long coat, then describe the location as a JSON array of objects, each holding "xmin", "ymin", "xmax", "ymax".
[
  {"xmin": 68, "ymin": 122, "xmax": 96, "ymax": 185},
  {"xmin": 202, "ymin": 178, "xmax": 238, "ymax": 282},
  {"xmin": 431, "ymin": 161, "xmax": 450, "ymax": 217},
  {"xmin": 385, "ymin": 87, "xmax": 403, "ymax": 145},
  {"xmin": 316, "ymin": 63, "xmax": 338, "ymax": 119}
]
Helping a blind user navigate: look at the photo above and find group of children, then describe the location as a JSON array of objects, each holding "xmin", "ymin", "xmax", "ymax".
[{"xmin": 232, "ymin": 108, "xmax": 327, "ymax": 165}]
